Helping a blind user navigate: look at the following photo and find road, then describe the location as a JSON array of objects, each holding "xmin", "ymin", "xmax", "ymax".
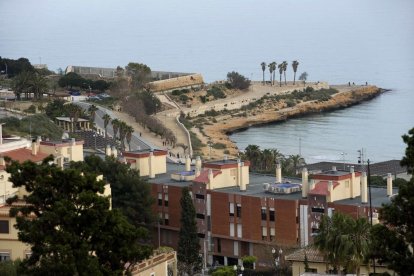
[{"xmin": 75, "ymin": 102, "xmax": 154, "ymax": 151}]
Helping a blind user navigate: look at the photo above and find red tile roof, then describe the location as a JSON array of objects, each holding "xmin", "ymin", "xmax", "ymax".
[
  {"xmin": 193, "ymin": 169, "xmax": 221, "ymax": 184},
  {"xmin": 309, "ymin": 181, "xmax": 340, "ymax": 196},
  {"xmin": 2, "ymin": 148, "xmax": 50, "ymax": 163}
]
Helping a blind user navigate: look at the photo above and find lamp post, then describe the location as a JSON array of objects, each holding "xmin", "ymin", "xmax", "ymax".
[
  {"xmin": 233, "ymin": 264, "xmax": 244, "ymax": 276},
  {"xmin": 340, "ymin": 152, "xmax": 347, "ymax": 170},
  {"xmin": 272, "ymin": 248, "xmax": 283, "ymax": 275}
]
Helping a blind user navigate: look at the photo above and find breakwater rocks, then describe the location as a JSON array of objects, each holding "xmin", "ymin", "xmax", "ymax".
[{"xmin": 203, "ymin": 86, "xmax": 385, "ymax": 156}]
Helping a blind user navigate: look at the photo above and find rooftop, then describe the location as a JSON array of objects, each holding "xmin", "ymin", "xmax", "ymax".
[{"xmin": 149, "ymin": 163, "xmax": 395, "ymax": 207}]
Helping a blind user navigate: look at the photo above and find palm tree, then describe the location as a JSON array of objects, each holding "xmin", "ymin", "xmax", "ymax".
[
  {"xmin": 66, "ymin": 104, "xmax": 82, "ymax": 132},
  {"xmin": 277, "ymin": 64, "xmax": 284, "ymax": 87},
  {"xmin": 292, "ymin": 60, "xmax": 299, "ymax": 85},
  {"xmin": 261, "ymin": 62, "xmax": 266, "ymax": 85},
  {"xmin": 288, "ymin": 154, "xmax": 306, "ymax": 175},
  {"xmin": 29, "ymin": 72, "xmax": 48, "ymax": 100},
  {"xmin": 119, "ymin": 121, "xmax": 128, "ymax": 150},
  {"xmin": 244, "ymin": 145, "xmax": 261, "ymax": 171},
  {"xmin": 88, "ymin": 105, "xmax": 98, "ymax": 122},
  {"xmin": 102, "ymin": 114, "xmax": 111, "ymax": 138},
  {"xmin": 125, "ymin": 125, "xmax": 134, "ymax": 151},
  {"xmin": 268, "ymin": 63, "xmax": 273, "ymax": 85},
  {"xmin": 11, "ymin": 71, "xmax": 32, "ymax": 100},
  {"xmin": 271, "ymin": 62, "xmax": 277, "ymax": 86},
  {"xmin": 282, "ymin": 61, "xmax": 288, "ymax": 85},
  {"xmin": 347, "ymin": 217, "xmax": 371, "ymax": 275},
  {"xmin": 112, "ymin": 119, "xmax": 120, "ymax": 140}
]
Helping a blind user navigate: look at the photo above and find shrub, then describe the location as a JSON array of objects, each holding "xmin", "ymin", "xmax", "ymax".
[
  {"xmin": 226, "ymin": 71, "xmax": 251, "ymax": 90},
  {"xmin": 285, "ymin": 99, "xmax": 296, "ymax": 107},
  {"xmin": 242, "ymin": 255, "xmax": 257, "ymax": 269},
  {"xmin": 207, "ymin": 86, "xmax": 226, "ymax": 99},
  {"xmin": 25, "ymin": 104, "xmax": 36, "ymax": 113},
  {"xmin": 212, "ymin": 143, "xmax": 226, "ymax": 149},
  {"xmin": 179, "ymin": 94, "xmax": 189, "ymax": 103}
]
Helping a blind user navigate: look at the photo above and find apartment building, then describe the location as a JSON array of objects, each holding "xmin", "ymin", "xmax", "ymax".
[{"xmin": 148, "ymin": 157, "xmax": 395, "ymax": 269}]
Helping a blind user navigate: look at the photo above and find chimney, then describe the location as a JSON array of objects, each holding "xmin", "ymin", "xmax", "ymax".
[
  {"xmin": 361, "ymin": 172, "xmax": 368, "ymax": 203},
  {"xmin": 105, "ymin": 145, "xmax": 111, "ymax": 156},
  {"xmin": 208, "ymin": 169, "xmax": 213, "ymax": 189},
  {"xmin": 223, "ymin": 154, "xmax": 228, "ymax": 162},
  {"xmin": 332, "ymin": 166, "xmax": 337, "ymax": 171},
  {"xmin": 328, "ymin": 180, "xmax": 334, "ymax": 202},
  {"xmin": 350, "ymin": 166, "xmax": 355, "ymax": 198},
  {"xmin": 185, "ymin": 155, "xmax": 191, "ymax": 172},
  {"xmin": 0, "ymin": 157, "xmax": 5, "ymax": 166},
  {"xmin": 301, "ymin": 168, "xmax": 308, "ymax": 198},
  {"xmin": 387, "ymin": 173, "xmax": 393, "ymax": 197},
  {"xmin": 31, "ymin": 142, "xmax": 38, "ymax": 156},
  {"xmin": 149, "ymin": 150, "xmax": 155, "ymax": 179},
  {"xmin": 195, "ymin": 156, "xmax": 201, "ymax": 177},
  {"xmin": 111, "ymin": 146, "xmax": 117, "ymax": 158},
  {"xmin": 276, "ymin": 162, "xmax": 282, "ymax": 183},
  {"xmin": 239, "ymin": 161, "xmax": 246, "ymax": 191},
  {"xmin": 309, "ymin": 179, "xmax": 315, "ymax": 191},
  {"xmin": 195, "ymin": 166, "xmax": 201, "ymax": 177}
]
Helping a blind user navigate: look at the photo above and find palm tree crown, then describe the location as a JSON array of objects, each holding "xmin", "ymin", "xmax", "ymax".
[
  {"xmin": 292, "ymin": 60, "xmax": 299, "ymax": 85},
  {"xmin": 261, "ymin": 62, "xmax": 266, "ymax": 85}
]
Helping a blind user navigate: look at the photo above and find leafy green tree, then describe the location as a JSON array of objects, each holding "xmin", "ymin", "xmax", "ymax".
[
  {"xmin": 299, "ymin": 72, "xmax": 308, "ymax": 87},
  {"xmin": 226, "ymin": 71, "xmax": 251, "ymax": 90},
  {"xmin": 6, "ymin": 156, "xmax": 152, "ymax": 276},
  {"xmin": 45, "ymin": 99, "xmax": 66, "ymax": 118},
  {"xmin": 261, "ymin": 62, "xmax": 266, "ymax": 85},
  {"xmin": 58, "ymin": 72, "xmax": 84, "ymax": 89},
  {"xmin": 211, "ymin": 266, "xmax": 234, "ymax": 276},
  {"xmin": 370, "ymin": 128, "xmax": 414, "ymax": 275},
  {"xmin": 135, "ymin": 89, "xmax": 161, "ymax": 115},
  {"xmin": 12, "ymin": 71, "xmax": 32, "ymax": 100},
  {"xmin": 92, "ymin": 80, "xmax": 111, "ymax": 92},
  {"xmin": 0, "ymin": 259, "xmax": 24, "ymax": 276},
  {"xmin": 125, "ymin": 62, "xmax": 151, "ymax": 89},
  {"xmin": 292, "ymin": 60, "xmax": 299, "ymax": 85},
  {"xmin": 177, "ymin": 187, "xmax": 202, "ymax": 275},
  {"xmin": 0, "ymin": 57, "xmax": 34, "ymax": 77}
]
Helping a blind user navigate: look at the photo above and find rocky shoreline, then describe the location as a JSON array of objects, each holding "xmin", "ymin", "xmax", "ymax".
[{"xmin": 201, "ymin": 86, "xmax": 386, "ymax": 157}]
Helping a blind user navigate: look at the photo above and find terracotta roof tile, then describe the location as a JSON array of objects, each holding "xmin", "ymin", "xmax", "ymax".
[
  {"xmin": 309, "ymin": 181, "xmax": 340, "ymax": 196},
  {"xmin": 2, "ymin": 148, "xmax": 49, "ymax": 163},
  {"xmin": 193, "ymin": 170, "xmax": 221, "ymax": 184}
]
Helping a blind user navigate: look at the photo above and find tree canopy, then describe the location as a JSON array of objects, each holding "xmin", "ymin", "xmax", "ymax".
[
  {"xmin": 6, "ymin": 156, "xmax": 152, "ymax": 275},
  {"xmin": 370, "ymin": 127, "xmax": 414, "ymax": 274},
  {"xmin": 226, "ymin": 71, "xmax": 251, "ymax": 90},
  {"xmin": 125, "ymin": 62, "xmax": 151, "ymax": 90},
  {"xmin": 70, "ymin": 155, "xmax": 155, "ymax": 228},
  {"xmin": 177, "ymin": 187, "xmax": 202, "ymax": 275},
  {"xmin": 0, "ymin": 56, "xmax": 34, "ymax": 78}
]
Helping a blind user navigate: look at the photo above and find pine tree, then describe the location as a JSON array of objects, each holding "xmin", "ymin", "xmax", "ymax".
[
  {"xmin": 6, "ymin": 156, "xmax": 152, "ymax": 275},
  {"xmin": 370, "ymin": 128, "xmax": 414, "ymax": 274},
  {"xmin": 177, "ymin": 187, "xmax": 202, "ymax": 275}
]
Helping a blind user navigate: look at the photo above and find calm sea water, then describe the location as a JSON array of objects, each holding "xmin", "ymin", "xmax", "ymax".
[{"xmin": 1, "ymin": 0, "xmax": 413, "ymax": 163}]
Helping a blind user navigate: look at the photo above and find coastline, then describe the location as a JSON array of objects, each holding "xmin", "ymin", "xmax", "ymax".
[{"xmin": 200, "ymin": 85, "xmax": 386, "ymax": 158}]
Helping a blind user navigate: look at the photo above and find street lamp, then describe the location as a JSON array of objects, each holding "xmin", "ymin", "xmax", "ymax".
[
  {"xmin": 233, "ymin": 265, "xmax": 244, "ymax": 276},
  {"xmin": 272, "ymin": 248, "xmax": 283, "ymax": 275},
  {"xmin": 340, "ymin": 152, "xmax": 347, "ymax": 170}
]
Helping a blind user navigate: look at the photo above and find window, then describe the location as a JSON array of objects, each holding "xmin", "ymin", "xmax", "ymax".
[
  {"xmin": 195, "ymin": 194, "xmax": 205, "ymax": 200},
  {"xmin": 261, "ymin": 208, "xmax": 267, "ymax": 220},
  {"xmin": 262, "ymin": 226, "xmax": 267, "ymax": 240},
  {"xmin": 164, "ymin": 193, "xmax": 169, "ymax": 207},
  {"xmin": 0, "ymin": 252, "xmax": 10, "ymax": 262},
  {"xmin": 311, "ymin": 207, "xmax": 325, "ymax": 213},
  {"xmin": 158, "ymin": 193, "xmax": 162, "ymax": 206},
  {"xmin": 0, "ymin": 220, "xmax": 9, "ymax": 234},
  {"xmin": 236, "ymin": 204, "xmax": 241, "ymax": 218},
  {"xmin": 269, "ymin": 208, "xmax": 275, "ymax": 222},
  {"xmin": 233, "ymin": 241, "xmax": 239, "ymax": 256},
  {"xmin": 196, "ymin": 213, "xmax": 205, "ymax": 220},
  {"xmin": 198, "ymin": 233, "xmax": 205, "ymax": 238},
  {"xmin": 217, "ymin": 238, "xmax": 221, "ymax": 253},
  {"xmin": 230, "ymin": 223, "xmax": 235, "ymax": 237},
  {"xmin": 270, "ymin": 227, "xmax": 275, "ymax": 241},
  {"xmin": 164, "ymin": 213, "xmax": 169, "ymax": 225},
  {"xmin": 229, "ymin": 202, "xmax": 234, "ymax": 217},
  {"xmin": 237, "ymin": 224, "xmax": 242, "ymax": 238}
]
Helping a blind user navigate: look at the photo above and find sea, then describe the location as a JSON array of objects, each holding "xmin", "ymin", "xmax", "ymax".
[{"xmin": 0, "ymin": 0, "xmax": 413, "ymax": 164}]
